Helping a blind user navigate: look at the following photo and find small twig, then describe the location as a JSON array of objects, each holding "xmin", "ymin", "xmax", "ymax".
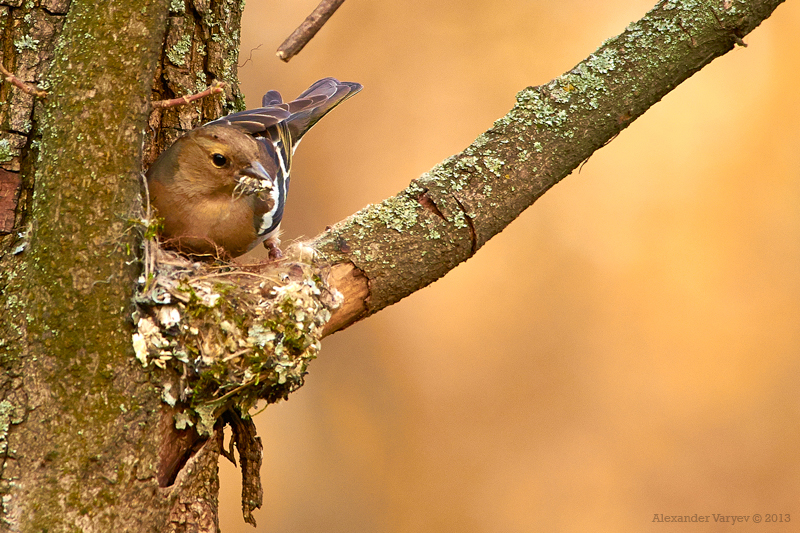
[
  {"xmin": 0, "ymin": 63, "xmax": 47, "ymax": 98},
  {"xmin": 238, "ymin": 44, "xmax": 263, "ymax": 68},
  {"xmin": 190, "ymin": 270, "xmax": 274, "ymax": 282},
  {"xmin": 222, "ymin": 348, "xmax": 253, "ymax": 362},
  {"xmin": 705, "ymin": 3, "xmax": 746, "ymax": 46},
  {"xmin": 139, "ymin": 172, "xmax": 157, "ymax": 283},
  {"xmin": 151, "ymin": 80, "xmax": 226, "ymax": 110},
  {"xmin": 276, "ymin": 0, "xmax": 347, "ymax": 62}
]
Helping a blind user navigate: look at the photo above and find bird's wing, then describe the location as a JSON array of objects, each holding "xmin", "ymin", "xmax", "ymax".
[{"xmin": 205, "ymin": 105, "xmax": 290, "ymax": 135}]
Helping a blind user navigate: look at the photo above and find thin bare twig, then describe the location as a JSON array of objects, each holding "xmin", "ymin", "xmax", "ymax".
[
  {"xmin": 151, "ymin": 80, "xmax": 226, "ymax": 109},
  {"xmin": 139, "ymin": 172, "xmax": 158, "ymax": 286},
  {"xmin": 276, "ymin": 0, "xmax": 346, "ymax": 62},
  {"xmin": 0, "ymin": 63, "xmax": 47, "ymax": 98},
  {"xmin": 238, "ymin": 43, "xmax": 263, "ymax": 68}
]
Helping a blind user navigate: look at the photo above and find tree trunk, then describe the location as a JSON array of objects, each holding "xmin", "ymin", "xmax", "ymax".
[{"xmin": 1, "ymin": 0, "xmax": 245, "ymax": 530}]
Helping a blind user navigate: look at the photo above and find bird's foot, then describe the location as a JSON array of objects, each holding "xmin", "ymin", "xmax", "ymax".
[{"xmin": 263, "ymin": 238, "xmax": 283, "ymax": 261}]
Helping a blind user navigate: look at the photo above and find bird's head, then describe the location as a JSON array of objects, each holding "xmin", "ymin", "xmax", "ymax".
[{"xmin": 149, "ymin": 124, "xmax": 274, "ymax": 198}]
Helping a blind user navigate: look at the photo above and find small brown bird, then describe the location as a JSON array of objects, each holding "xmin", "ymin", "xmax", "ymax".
[{"xmin": 147, "ymin": 77, "xmax": 361, "ymax": 258}]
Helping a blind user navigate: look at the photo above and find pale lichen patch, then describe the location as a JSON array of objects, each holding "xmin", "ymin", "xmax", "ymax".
[
  {"xmin": 0, "ymin": 138, "xmax": 19, "ymax": 164},
  {"xmin": 483, "ymin": 156, "xmax": 504, "ymax": 178},
  {"xmin": 588, "ymin": 47, "xmax": 618, "ymax": 73},
  {"xmin": 166, "ymin": 33, "xmax": 191, "ymax": 67}
]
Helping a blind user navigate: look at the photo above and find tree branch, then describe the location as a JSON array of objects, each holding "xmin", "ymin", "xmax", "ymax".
[
  {"xmin": 150, "ymin": 80, "xmax": 226, "ymax": 109},
  {"xmin": 0, "ymin": 63, "xmax": 47, "ymax": 98},
  {"xmin": 276, "ymin": 0, "xmax": 347, "ymax": 62},
  {"xmin": 313, "ymin": 0, "xmax": 786, "ymax": 335}
]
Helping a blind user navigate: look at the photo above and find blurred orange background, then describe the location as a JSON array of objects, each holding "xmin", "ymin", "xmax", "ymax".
[{"xmin": 220, "ymin": 1, "xmax": 800, "ymax": 531}]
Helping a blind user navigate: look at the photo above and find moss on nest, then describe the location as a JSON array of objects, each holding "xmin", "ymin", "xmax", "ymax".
[{"xmin": 132, "ymin": 247, "xmax": 341, "ymax": 434}]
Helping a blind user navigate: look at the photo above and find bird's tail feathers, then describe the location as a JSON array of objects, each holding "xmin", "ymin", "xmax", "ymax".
[{"xmin": 284, "ymin": 78, "xmax": 362, "ymax": 142}]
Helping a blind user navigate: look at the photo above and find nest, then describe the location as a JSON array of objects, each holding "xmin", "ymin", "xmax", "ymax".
[{"xmin": 132, "ymin": 245, "xmax": 341, "ymax": 433}]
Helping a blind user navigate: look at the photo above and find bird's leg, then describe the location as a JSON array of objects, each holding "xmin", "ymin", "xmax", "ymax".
[{"xmin": 263, "ymin": 237, "xmax": 283, "ymax": 260}]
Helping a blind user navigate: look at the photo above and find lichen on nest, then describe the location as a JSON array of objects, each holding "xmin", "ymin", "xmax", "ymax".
[{"xmin": 132, "ymin": 245, "xmax": 342, "ymax": 430}]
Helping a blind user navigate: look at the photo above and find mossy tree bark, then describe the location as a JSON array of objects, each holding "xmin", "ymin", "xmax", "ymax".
[
  {"xmin": 0, "ymin": 0, "xmax": 789, "ymax": 531},
  {"xmin": 0, "ymin": 0, "xmax": 246, "ymax": 531}
]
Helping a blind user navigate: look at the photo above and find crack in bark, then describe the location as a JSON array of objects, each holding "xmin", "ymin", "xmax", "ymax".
[
  {"xmin": 452, "ymin": 195, "xmax": 477, "ymax": 256},
  {"xmin": 417, "ymin": 190, "xmax": 446, "ymax": 220},
  {"xmin": 417, "ymin": 188, "xmax": 477, "ymax": 255},
  {"xmin": 158, "ymin": 405, "xmax": 207, "ymax": 488}
]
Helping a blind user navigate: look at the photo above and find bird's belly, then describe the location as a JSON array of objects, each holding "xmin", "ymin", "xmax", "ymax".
[{"xmin": 166, "ymin": 196, "xmax": 257, "ymax": 257}]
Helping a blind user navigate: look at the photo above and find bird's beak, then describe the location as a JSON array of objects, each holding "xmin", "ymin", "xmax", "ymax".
[
  {"xmin": 239, "ymin": 160, "xmax": 271, "ymax": 184},
  {"xmin": 234, "ymin": 160, "xmax": 273, "ymax": 197}
]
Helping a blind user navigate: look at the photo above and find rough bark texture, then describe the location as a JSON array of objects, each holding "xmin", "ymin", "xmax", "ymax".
[
  {"xmin": 0, "ymin": 0, "xmax": 245, "ymax": 531},
  {"xmin": 145, "ymin": 0, "xmax": 246, "ymax": 168},
  {"xmin": 0, "ymin": 0, "xmax": 789, "ymax": 531}
]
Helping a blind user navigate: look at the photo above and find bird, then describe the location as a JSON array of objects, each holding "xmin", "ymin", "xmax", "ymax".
[{"xmin": 146, "ymin": 77, "xmax": 362, "ymax": 259}]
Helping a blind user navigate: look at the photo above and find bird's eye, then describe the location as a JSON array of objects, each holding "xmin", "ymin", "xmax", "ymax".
[{"xmin": 211, "ymin": 153, "xmax": 227, "ymax": 167}]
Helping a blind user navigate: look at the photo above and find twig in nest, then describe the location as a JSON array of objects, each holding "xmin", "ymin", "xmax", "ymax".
[
  {"xmin": 276, "ymin": 0, "xmax": 347, "ymax": 62},
  {"xmin": 0, "ymin": 63, "xmax": 47, "ymax": 98},
  {"xmin": 151, "ymin": 80, "xmax": 226, "ymax": 110},
  {"xmin": 139, "ymin": 173, "xmax": 156, "ymax": 283}
]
